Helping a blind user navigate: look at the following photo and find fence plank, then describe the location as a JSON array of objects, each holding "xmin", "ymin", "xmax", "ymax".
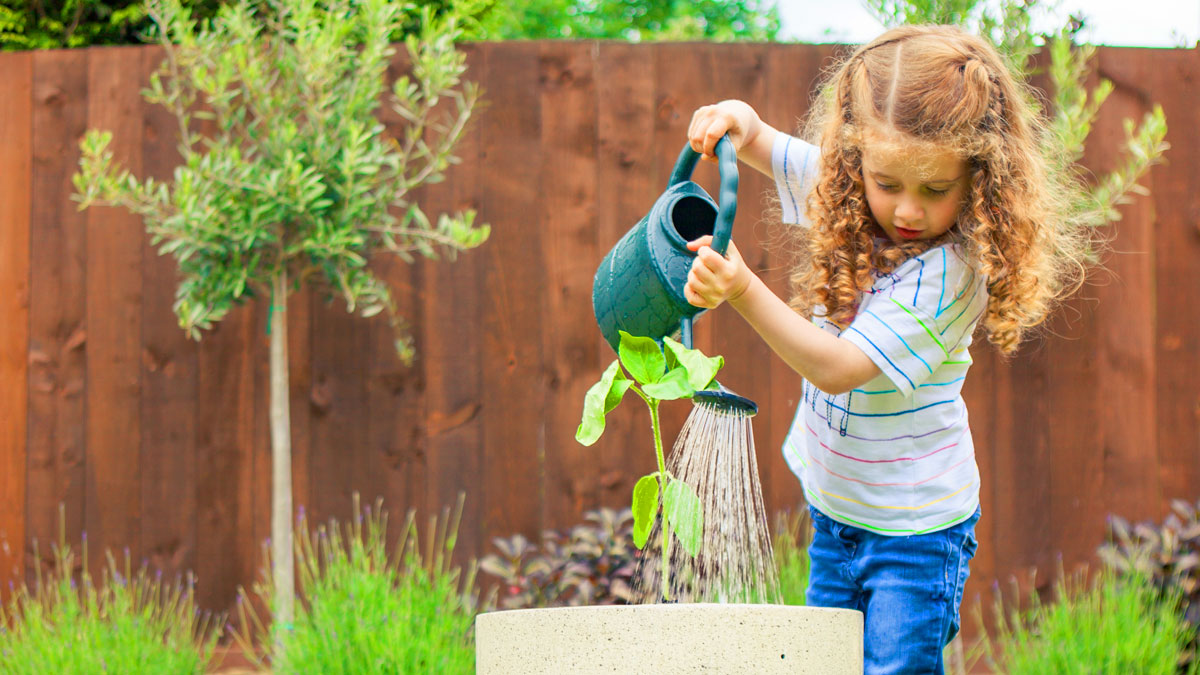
[
  {"xmin": 1143, "ymin": 49, "xmax": 1200, "ymax": 513},
  {"xmin": 195, "ymin": 305, "xmax": 258, "ymax": 611},
  {"xmin": 138, "ymin": 46, "xmax": 198, "ymax": 581},
  {"xmin": 539, "ymin": 41, "xmax": 601, "ymax": 528},
  {"xmin": 26, "ymin": 49, "xmax": 90, "ymax": 576},
  {"xmin": 308, "ymin": 294, "xmax": 370, "ymax": 525},
  {"xmin": 0, "ymin": 51, "xmax": 32, "ymax": 598},
  {"xmin": 365, "ymin": 250, "xmax": 425, "ymax": 525},
  {"xmin": 419, "ymin": 43, "xmax": 486, "ymax": 562},
  {"xmin": 1095, "ymin": 47, "xmax": 1200, "ymax": 520},
  {"xmin": 1091, "ymin": 52, "xmax": 1161, "ymax": 534},
  {"xmin": 83, "ymin": 46, "xmax": 145, "ymax": 573},
  {"xmin": 479, "ymin": 41, "xmax": 546, "ymax": 543},
  {"xmin": 592, "ymin": 41, "xmax": 659, "ymax": 520},
  {"xmin": 358, "ymin": 50, "xmax": 430, "ymax": 539}
]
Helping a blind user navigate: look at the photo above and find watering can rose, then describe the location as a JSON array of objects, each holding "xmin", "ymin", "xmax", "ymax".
[{"xmin": 576, "ymin": 331, "xmax": 722, "ymax": 599}]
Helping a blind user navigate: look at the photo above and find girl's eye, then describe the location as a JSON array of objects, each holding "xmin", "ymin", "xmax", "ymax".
[
  {"xmin": 925, "ymin": 187, "xmax": 949, "ymax": 197},
  {"xmin": 875, "ymin": 182, "xmax": 899, "ymax": 192}
]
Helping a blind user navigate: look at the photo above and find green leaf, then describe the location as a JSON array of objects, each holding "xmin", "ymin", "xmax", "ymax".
[
  {"xmin": 663, "ymin": 336, "xmax": 724, "ymax": 391},
  {"xmin": 632, "ymin": 474, "xmax": 660, "ymax": 549},
  {"xmin": 641, "ymin": 368, "xmax": 694, "ymax": 401},
  {"xmin": 663, "ymin": 479, "xmax": 703, "ymax": 558},
  {"xmin": 618, "ymin": 330, "xmax": 666, "ymax": 385},
  {"xmin": 575, "ymin": 360, "xmax": 631, "ymax": 446}
]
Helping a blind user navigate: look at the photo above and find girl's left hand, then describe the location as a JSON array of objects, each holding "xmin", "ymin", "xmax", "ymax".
[{"xmin": 684, "ymin": 236, "xmax": 753, "ymax": 309}]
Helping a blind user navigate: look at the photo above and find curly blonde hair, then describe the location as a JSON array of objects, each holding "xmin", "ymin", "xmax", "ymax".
[{"xmin": 790, "ymin": 25, "xmax": 1090, "ymax": 354}]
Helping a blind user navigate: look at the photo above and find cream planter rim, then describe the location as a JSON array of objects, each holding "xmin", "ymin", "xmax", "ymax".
[{"xmin": 476, "ymin": 603, "xmax": 864, "ymax": 674}]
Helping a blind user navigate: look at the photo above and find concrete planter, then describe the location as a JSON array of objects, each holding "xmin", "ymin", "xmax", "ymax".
[{"xmin": 475, "ymin": 604, "xmax": 863, "ymax": 674}]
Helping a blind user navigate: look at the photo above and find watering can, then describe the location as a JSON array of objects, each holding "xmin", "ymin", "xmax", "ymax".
[
  {"xmin": 592, "ymin": 135, "xmax": 739, "ymax": 352},
  {"xmin": 592, "ymin": 135, "xmax": 756, "ymax": 415}
]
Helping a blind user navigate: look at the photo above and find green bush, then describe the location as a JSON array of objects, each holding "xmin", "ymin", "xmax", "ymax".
[
  {"xmin": 235, "ymin": 494, "xmax": 482, "ymax": 675},
  {"xmin": 0, "ymin": 526, "xmax": 221, "ymax": 675},
  {"xmin": 982, "ymin": 568, "xmax": 1197, "ymax": 674},
  {"xmin": 1, "ymin": 0, "xmax": 495, "ymax": 50}
]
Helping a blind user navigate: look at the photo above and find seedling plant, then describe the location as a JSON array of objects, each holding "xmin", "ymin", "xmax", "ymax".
[{"xmin": 576, "ymin": 330, "xmax": 723, "ymax": 601}]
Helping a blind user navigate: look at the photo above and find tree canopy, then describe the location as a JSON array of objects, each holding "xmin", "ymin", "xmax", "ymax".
[{"xmin": 1, "ymin": 0, "xmax": 782, "ymax": 50}]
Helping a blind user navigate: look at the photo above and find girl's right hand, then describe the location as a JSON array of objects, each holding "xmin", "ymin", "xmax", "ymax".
[{"xmin": 687, "ymin": 100, "xmax": 762, "ymax": 163}]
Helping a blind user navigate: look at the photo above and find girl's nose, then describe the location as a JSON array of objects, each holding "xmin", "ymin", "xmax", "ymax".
[{"xmin": 894, "ymin": 195, "xmax": 923, "ymax": 222}]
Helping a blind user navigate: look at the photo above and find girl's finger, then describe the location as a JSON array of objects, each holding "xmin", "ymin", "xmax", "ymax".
[
  {"xmin": 688, "ymin": 110, "xmax": 703, "ymax": 154},
  {"xmin": 689, "ymin": 106, "xmax": 716, "ymax": 155},
  {"xmin": 690, "ymin": 260, "xmax": 715, "ymax": 287},
  {"xmin": 684, "ymin": 280, "xmax": 709, "ymax": 309},
  {"xmin": 684, "ymin": 283, "xmax": 697, "ymax": 306},
  {"xmin": 704, "ymin": 122, "xmax": 726, "ymax": 157},
  {"xmin": 697, "ymin": 245, "xmax": 732, "ymax": 274},
  {"xmin": 687, "ymin": 235, "xmax": 714, "ymax": 251}
]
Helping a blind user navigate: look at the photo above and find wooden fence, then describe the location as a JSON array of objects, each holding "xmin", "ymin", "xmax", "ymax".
[{"xmin": 0, "ymin": 42, "xmax": 1197, "ymax": 621}]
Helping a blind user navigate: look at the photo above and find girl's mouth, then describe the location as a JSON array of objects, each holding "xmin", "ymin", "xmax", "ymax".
[{"xmin": 895, "ymin": 226, "xmax": 922, "ymax": 239}]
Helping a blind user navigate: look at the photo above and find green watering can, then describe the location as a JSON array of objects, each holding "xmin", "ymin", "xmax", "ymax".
[{"xmin": 592, "ymin": 135, "xmax": 756, "ymax": 415}]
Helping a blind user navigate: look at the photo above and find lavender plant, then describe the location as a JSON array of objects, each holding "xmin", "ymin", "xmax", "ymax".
[
  {"xmin": 576, "ymin": 330, "xmax": 722, "ymax": 602},
  {"xmin": 979, "ymin": 567, "xmax": 1196, "ymax": 674},
  {"xmin": 232, "ymin": 493, "xmax": 482, "ymax": 673},
  {"xmin": 0, "ymin": 517, "xmax": 221, "ymax": 674}
]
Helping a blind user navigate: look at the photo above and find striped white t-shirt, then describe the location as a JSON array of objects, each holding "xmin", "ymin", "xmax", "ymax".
[{"xmin": 773, "ymin": 132, "xmax": 988, "ymax": 535}]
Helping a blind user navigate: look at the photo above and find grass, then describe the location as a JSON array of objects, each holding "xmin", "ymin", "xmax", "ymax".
[
  {"xmin": 0, "ymin": 513, "xmax": 221, "ymax": 675},
  {"xmin": 235, "ymin": 494, "xmax": 482, "ymax": 675},
  {"xmin": 773, "ymin": 509, "xmax": 811, "ymax": 606}
]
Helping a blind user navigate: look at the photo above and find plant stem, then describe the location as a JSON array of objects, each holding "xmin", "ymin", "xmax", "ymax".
[{"xmin": 649, "ymin": 399, "xmax": 671, "ymax": 602}]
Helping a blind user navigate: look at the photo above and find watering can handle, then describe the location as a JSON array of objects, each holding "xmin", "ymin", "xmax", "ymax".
[{"xmin": 668, "ymin": 135, "xmax": 739, "ymax": 257}]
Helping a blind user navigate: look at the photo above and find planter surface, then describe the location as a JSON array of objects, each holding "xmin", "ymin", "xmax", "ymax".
[{"xmin": 476, "ymin": 603, "xmax": 862, "ymax": 674}]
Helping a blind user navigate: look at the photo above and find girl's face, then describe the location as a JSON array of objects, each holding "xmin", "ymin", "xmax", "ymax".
[{"xmin": 860, "ymin": 141, "xmax": 970, "ymax": 244}]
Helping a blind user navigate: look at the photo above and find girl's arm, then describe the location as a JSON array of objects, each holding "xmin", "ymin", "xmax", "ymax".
[
  {"xmin": 685, "ymin": 236, "xmax": 880, "ymax": 395},
  {"xmin": 688, "ymin": 100, "xmax": 779, "ymax": 178}
]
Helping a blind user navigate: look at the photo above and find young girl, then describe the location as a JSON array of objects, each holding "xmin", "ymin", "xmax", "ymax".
[{"xmin": 683, "ymin": 25, "xmax": 1087, "ymax": 674}]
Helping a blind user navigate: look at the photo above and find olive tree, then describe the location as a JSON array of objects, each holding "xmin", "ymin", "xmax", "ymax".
[{"xmin": 72, "ymin": 0, "xmax": 486, "ymax": 630}]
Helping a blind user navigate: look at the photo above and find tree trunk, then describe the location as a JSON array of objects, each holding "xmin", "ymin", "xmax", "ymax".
[{"xmin": 269, "ymin": 269, "xmax": 295, "ymax": 633}]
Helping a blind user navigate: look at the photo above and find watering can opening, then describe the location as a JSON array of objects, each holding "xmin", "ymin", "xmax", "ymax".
[{"xmin": 669, "ymin": 195, "xmax": 718, "ymax": 246}]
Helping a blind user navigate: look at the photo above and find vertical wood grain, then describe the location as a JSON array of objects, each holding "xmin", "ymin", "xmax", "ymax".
[
  {"xmin": 27, "ymin": 49, "xmax": 90, "ymax": 577},
  {"xmin": 0, "ymin": 51, "xmax": 32, "ymax": 598}
]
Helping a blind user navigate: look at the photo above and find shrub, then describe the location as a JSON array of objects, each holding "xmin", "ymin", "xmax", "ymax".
[
  {"xmin": 481, "ymin": 506, "xmax": 816, "ymax": 609},
  {"xmin": 0, "ymin": 525, "xmax": 221, "ymax": 674},
  {"xmin": 480, "ymin": 507, "xmax": 638, "ymax": 609},
  {"xmin": 234, "ymin": 494, "xmax": 482, "ymax": 675},
  {"xmin": 1099, "ymin": 498, "xmax": 1200, "ymax": 671},
  {"xmin": 981, "ymin": 567, "xmax": 1196, "ymax": 674}
]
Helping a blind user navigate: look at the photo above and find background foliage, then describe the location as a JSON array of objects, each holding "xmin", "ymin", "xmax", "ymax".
[{"xmin": 1, "ymin": 0, "xmax": 780, "ymax": 50}]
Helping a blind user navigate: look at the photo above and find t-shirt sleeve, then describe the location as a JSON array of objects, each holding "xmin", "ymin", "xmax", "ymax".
[
  {"xmin": 772, "ymin": 132, "xmax": 820, "ymax": 227},
  {"xmin": 841, "ymin": 245, "xmax": 988, "ymax": 397}
]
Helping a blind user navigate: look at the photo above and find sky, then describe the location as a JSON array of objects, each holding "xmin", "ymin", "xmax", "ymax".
[{"xmin": 777, "ymin": 0, "xmax": 1200, "ymax": 47}]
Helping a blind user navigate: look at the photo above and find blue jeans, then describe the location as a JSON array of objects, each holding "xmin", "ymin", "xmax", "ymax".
[{"xmin": 806, "ymin": 505, "xmax": 980, "ymax": 675}]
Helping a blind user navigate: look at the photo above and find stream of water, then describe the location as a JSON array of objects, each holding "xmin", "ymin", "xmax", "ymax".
[{"xmin": 631, "ymin": 402, "xmax": 782, "ymax": 604}]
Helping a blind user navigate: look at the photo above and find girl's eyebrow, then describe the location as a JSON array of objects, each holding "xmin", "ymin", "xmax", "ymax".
[{"xmin": 867, "ymin": 168, "xmax": 963, "ymax": 185}]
